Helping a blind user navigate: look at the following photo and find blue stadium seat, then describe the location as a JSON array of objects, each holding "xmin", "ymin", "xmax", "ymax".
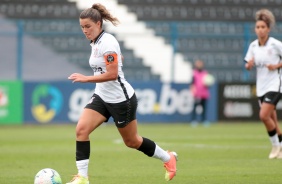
[
  {"xmin": 176, "ymin": 38, "xmax": 244, "ymax": 52},
  {"xmin": 0, "ymin": 0, "xmax": 161, "ymax": 81},
  {"xmin": 24, "ymin": 20, "xmax": 81, "ymax": 33},
  {"xmin": 119, "ymin": 0, "xmax": 282, "ymax": 21},
  {"xmin": 0, "ymin": 2, "xmax": 79, "ymax": 19}
]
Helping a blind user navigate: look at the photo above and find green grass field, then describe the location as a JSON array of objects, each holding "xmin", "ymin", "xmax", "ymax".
[{"xmin": 0, "ymin": 122, "xmax": 281, "ymax": 184}]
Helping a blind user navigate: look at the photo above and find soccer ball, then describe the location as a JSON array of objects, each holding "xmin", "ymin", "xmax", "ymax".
[
  {"xmin": 34, "ymin": 168, "xmax": 62, "ymax": 184},
  {"xmin": 202, "ymin": 73, "xmax": 215, "ymax": 86}
]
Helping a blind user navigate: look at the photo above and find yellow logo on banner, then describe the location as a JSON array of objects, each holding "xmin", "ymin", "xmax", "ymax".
[
  {"xmin": 32, "ymin": 104, "xmax": 56, "ymax": 123},
  {"xmin": 31, "ymin": 84, "xmax": 63, "ymax": 123}
]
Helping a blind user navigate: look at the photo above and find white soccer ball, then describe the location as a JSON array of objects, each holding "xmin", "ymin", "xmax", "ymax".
[
  {"xmin": 202, "ymin": 73, "xmax": 215, "ymax": 86},
  {"xmin": 34, "ymin": 168, "xmax": 62, "ymax": 184}
]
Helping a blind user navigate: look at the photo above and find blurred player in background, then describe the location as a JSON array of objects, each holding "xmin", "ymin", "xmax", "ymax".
[
  {"xmin": 66, "ymin": 3, "xmax": 177, "ymax": 184},
  {"xmin": 245, "ymin": 9, "xmax": 282, "ymax": 159},
  {"xmin": 190, "ymin": 59, "xmax": 211, "ymax": 126}
]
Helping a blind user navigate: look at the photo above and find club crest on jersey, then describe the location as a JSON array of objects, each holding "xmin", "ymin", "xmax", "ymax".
[
  {"xmin": 93, "ymin": 48, "xmax": 98, "ymax": 57},
  {"xmin": 107, "ymin": 55, "xmax": 115, "ymax": 62}
]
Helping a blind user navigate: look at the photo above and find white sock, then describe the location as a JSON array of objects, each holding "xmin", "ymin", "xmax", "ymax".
[
  {"xmin": 76, "ymin": 159, "xmax": 89, "ymax": 178},
  {"xmin": 152, "ymin": 145, "xmax": 170, "ymax": 162},
  {"xmin": 269, "ymin": 134, "xmax": 280, "ymax": 146}
]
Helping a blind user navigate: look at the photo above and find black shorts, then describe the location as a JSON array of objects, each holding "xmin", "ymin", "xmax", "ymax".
[
  {"xmin": 258, "ymin": 91, "xmax": 281, "ymax": 107},
  {"xmin": 85, "ymin": 93, "xmax": 137, "ymax": 128}
]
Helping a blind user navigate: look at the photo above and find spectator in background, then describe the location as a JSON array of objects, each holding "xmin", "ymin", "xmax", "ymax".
[
  {"xmin": 245, "ymin": 9, "xmax": 282, "ymax": 159},
  {"xmin": 190, "ymin": 59, "xmax": 212, "ymax": 126},
  {"xmin": 66, "ymin": 3, "xmax": 177, "ymax": 184}
]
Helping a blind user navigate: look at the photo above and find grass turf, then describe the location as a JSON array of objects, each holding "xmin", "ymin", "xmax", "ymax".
[{"xmin": 0, "ymin": 122, "xmax": 281, "ymax": 184}]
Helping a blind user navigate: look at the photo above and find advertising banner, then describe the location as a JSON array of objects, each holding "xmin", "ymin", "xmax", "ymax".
[
  {"xmin": 131, "ymin": 82, "xmax": 217, "ymax": 122},
  {"xmin": 24, "ymin": 81, "xmax": 217, "ymax": 124},
  {"xmin": 24, "ymin": 81, "xmax": 94, "ymax": 124},
  {"xmin": 218, "ymin": 83, "xmax": 260, "ymax": 121},
  {"xmin": 0, "ymin": 81, "xmax": 23, "ymax": 124}
]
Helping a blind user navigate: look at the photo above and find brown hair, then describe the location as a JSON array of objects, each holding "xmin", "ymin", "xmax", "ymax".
[
  {"xmin": 79, "ymin": 3, "xmax": 119, "ymax": 27},
  {"xmin": 255, "ymin": 9, "xmax": 275, "ymax": 29}
]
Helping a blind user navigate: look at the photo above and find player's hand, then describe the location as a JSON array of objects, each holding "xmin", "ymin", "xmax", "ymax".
[
  {"xmin": 266, "ymin": 64, "xmax": 278, "ymax": 71},
  {"xmin": 245, "ymin": 58, "xmax": 255, "ymax": 70},
  {"xmin": 68, "ymin": 73, "xmax": 89, "ymax": 83}
]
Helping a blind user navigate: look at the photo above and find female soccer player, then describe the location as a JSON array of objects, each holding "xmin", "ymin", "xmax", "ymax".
[
  {"xmin": 245, "ymin": 9, "xmax": 282, "ymax": 159},
  {"xmin": 66, "ymin": 3, "xmax": 177, "ymax": 184}
]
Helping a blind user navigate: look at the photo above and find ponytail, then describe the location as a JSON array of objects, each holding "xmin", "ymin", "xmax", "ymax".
[{"xmin": 80, "ymin": 3, "xmax": 119, "ymax": 27}]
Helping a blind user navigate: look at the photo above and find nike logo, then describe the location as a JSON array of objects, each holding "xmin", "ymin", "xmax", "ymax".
[
  {"xmin": 117, "ymin": 121, "xmax": 125, "ymax": 124},
  {"xmin": 265, "ymin": 98, "xmax": 271, "ymax": 102}
]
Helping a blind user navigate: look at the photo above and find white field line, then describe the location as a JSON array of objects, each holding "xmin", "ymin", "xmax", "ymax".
[
  {"xmin": 113, "ymin": 139, "xmax": 269, "ymax": 149},
  {"xmin": 157, "ymin": 142, "xmax": 269, "ymax": 150}
]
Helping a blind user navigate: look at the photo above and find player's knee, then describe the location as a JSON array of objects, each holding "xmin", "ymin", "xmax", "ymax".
[
  {"xmin": 76, "ymin": 126, "xmax": 89, "ymax": 139},
  {"xmin": 123, "ymin": 139, "xmax": 140, "ymax": 149},
  {"xmin": 259, "ymin": 113, "xmax": 269, "ymax": 122}
]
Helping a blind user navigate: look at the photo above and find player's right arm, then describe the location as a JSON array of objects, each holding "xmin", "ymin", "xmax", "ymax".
[
  {"xmin": 245, "ymin": 57, "xmax": 255, "ymax": 70},
  {"xmin": 244, "ymin": 43, "xmax": 255, "ymax": 70}
]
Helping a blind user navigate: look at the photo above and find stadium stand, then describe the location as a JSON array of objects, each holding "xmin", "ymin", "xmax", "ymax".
[
  {"xmin": 117, "ymin": 0, "xmax": 282, "ymax": 82},
  {"xmin": 2, "ymin": 0, "xmax": 282, "ymax": 82},
  {"xmin": 117, "ymin": 0, "xmax": 282, "ymax": 21},
  {"xmin": 0, "ymin": 0, "xmax": 160, "ymax": 81}
]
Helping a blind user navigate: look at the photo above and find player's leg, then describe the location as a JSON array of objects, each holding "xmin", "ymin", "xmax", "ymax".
[
  {"xmin": 67, "ymin": 109, "xmax": 106, "ymax": 184},
  {"xmin": 271, "ymin": 110, "xmax": 282, "ymax": 158},
  {"xmin": 67, "ymin": 94, "xmax": 109, "ymax": 184},
  {"xmin": 201, "ymin": 98, "xmax": 210, "ymax": 126},
  {"xmin": 259, "ymin": 103, "xmax": 280, "ymax": 159},
  {"xmin": 271, "ymin": 111, "xmax": 282, "ymax": 142},
  {"xmin": 190, "ymin": 101, "xmax": 197, "ymax": 123},
  {"xmin": 191, "ymin": 98, "xmax": 200, "ymax": 126},
  {"xmin": 113, "ymin": 94, "xmax": 177, "ymax": 181},
  {"xmin": 117, "ymin": 120, "xmax": 177, "ymax": 181}
]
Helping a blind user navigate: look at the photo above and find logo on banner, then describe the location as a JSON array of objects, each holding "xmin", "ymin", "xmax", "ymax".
[
  {"xmin": 31, "ymin": 84, "xmax": 63, "ymax": 123},
  {"xmin": 67, "ymin": 84, "xmax": 194, "ymax": 122},
  {"xmin": 0, "ymin": 88, "xmax": 8, "ymax": 107},
  {"xmin": 0, "ymin": 87, "xmax": 9, "ymax": 117},
  {"xmin": 135, "ymin": 84, "xmax": 193, "ymax": 115}
]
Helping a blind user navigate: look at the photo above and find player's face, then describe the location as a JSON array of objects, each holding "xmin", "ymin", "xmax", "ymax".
[
  {"xmin": 255, "ymin": 21, "xmax": 270, "ymax": 39},
  {"xmin": 195, "ymin": 60, "xmax": 203, "ymax": 69},
  {"xmin": 80, "ymin": 18, "xmax": 101, "ymax": 41}
]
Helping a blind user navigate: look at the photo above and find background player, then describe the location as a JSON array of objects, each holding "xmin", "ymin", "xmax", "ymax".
[{"xmin": 245, "ymin": 9, "xmax": 282, "ymax": 159}]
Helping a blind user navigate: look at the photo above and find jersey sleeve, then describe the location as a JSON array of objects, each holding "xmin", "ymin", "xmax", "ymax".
[
  {"xmin": 275, "ymin": 40, "xmax": 282, "ymax": 58},
  {"xmin": 100, "ymin": 36, "xmax": 120, "ymax": 56},
  {"xmin": 100, "ymin": 35, "xmax": 120, "ymax": 65},
  {"xmin": 244, "ymin": 43, "xmax": 253, "ymax": 63},
  {"xmin": 104, "ymin": 52, "xmax": 118, "ymax": 65}
]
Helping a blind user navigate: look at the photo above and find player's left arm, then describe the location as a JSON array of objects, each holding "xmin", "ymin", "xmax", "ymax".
[
  {"xmin": 267, "ymin": 42, "xmax": 282, "ymax": 71},
  {"xmin": 103, "ymin": 51, "xmax": 119, "ymax": 80},
  {"xmin": 266, "ymin": 61, "xmax": 282, "ymax": 71}
]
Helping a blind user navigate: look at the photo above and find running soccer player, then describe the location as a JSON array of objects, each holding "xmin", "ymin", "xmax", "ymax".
[
  {"xmin": 245, "ymin": 9, "xmax": 282, "ymax": 159},
  {"xmin": 66, "ymin": 3, "xmax": 177, "ymax": 184}
]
